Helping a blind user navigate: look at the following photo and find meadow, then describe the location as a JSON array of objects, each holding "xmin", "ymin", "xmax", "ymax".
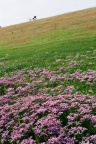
[{"xmin": 0, "ymin": 8, "xmax": 96, "ymax": 143}]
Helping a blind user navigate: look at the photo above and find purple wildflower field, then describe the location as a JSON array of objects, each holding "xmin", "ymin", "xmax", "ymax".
[
  {"xmin": 0, "ymin": 67, "xmax": 96, "ymax": 144},
  {"xmin": 0, "ymin": 7, "xmax": 96, "ymax": 143}
]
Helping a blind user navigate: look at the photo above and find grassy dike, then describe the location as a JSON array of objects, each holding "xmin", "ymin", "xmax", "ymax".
[{"xmin": 0, "ymin": 8, "xmax": 96, "ymax": 74}]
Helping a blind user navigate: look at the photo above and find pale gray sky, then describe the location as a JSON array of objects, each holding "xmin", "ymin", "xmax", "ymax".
[{"xmin": 0, "ymin": 0, "xmax": 96, "ymax": 27}]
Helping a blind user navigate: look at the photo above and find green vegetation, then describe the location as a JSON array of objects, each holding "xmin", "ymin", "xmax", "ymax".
[{"xmin": 0, "ymin": 8, "xmax": 96, "ymax": 75}]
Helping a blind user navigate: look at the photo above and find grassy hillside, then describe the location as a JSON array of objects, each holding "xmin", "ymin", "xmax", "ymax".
[
  {"xmin": 0, "ymin": 8, "xmax": 96, "ymax": 143},
  {"xmin": 0, "ymin": 8, "xmax": 96, "ymax": 74}
]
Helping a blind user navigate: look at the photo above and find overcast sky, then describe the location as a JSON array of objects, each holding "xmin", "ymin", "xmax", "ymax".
[{"xmin": 0, "ymin": 0, "xmax": 96, "ymax": 27}]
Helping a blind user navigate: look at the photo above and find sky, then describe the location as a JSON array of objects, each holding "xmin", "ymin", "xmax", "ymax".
[{"xmin": 0, "ymin": 0, "xmax": 96, "ymax": 27}]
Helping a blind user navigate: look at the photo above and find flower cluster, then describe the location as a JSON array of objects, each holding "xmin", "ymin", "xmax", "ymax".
[{"xmin": 0, "ymin": 67, "xmax": 96, "ymax": 144}]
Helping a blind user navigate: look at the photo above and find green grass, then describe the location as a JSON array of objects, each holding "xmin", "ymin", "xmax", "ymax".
[{"xmin": 0, "ymin": 8, "xmax": 96, "ymax": 75}]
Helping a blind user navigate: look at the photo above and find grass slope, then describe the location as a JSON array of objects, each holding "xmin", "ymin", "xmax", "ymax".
[{"xmin": 0, "ymin": 8, "xmax": 96, "ymax": 74}]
